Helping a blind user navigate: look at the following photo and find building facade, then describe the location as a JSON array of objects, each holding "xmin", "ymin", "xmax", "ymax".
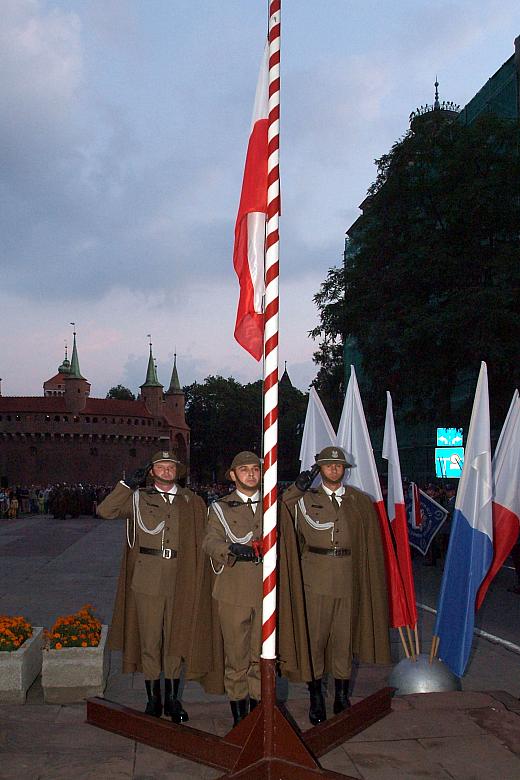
[{"xmin": 0, "ymin": 335, "xmax": 189, "ymax": 486}]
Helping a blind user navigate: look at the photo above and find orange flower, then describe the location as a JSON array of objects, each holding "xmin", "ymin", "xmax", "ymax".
[{"xmin": 55, "ymin": 642, "xmax": 62, "ymax": 649}]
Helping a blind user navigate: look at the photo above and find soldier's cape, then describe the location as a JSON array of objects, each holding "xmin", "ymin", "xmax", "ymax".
[
  {"xmin": 106, "ymin": 485, "xmax": 224, "ymax": 692},
  {"xmin": 281, "ymin": 483, "xmax": 391, "ymax": 669},
  {"xmin": 190, "ymin": 501, "xmax": 313, "ymax": 688}
]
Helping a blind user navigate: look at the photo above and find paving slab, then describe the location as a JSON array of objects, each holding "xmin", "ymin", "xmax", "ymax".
[
  {"xmin": 344, "ymin": 740, "xmax": 451, "ymax": 779},
  {"xmin": 419, "ymin": 734, "xmax": 520, "ymax": 780}
]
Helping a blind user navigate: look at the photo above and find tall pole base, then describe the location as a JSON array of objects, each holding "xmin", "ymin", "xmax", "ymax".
[{"xmin": 87, "ymin": 660, "xmax": 393, "ymax": 778}]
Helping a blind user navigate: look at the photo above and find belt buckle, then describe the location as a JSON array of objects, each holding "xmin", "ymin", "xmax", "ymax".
[{"xmin": 162, "ymin": 548, "xmax": 172, "ymax": 559}]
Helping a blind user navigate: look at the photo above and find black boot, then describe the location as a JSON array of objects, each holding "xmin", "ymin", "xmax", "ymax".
[
  {"xmin": 307, "ymin": 679, "xmax": 326, "ymax": 725},
  {"xmin": 164, "ymin": 678, "xmax": 189, "ymax": 723},
  {"xmin": 145, "ymin": 679, "xmax": 162, "ymax": 717},
  {"xmin": 333, "ymin": 678, "xmax": 351, "ymax": 714},
  {"xmin": 230, "ymin": 698, "xmax": 249, "ymax": 726},
  {"xmin": 249, "ymin": 698, "xmax": 259, "ymax": 711}
]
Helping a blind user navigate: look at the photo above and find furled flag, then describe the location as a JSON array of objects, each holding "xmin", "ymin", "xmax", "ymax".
[
  {"xmin": 434, "ymin": 362, "xmax": 493, "ymax": 677},
  {"xmin": 476, "ymin": 390, "xmax": 520, "ymax": 609},
  {"xmin": 406, "ymin": 482, "xmax": 448, "ymax": 556},
  {"xmin": 337, "ymin": 366, "xmax": 409, "ymax": 628},
  {"xmin": 382, "ymin": 392, "xmax": 417, "ymax": 628},
  {"xmin": 299, "ymin": 387, "xmax": 337, "ymax": 479},
  {"xmin": 232, "ymin": 43, "xmax": 269, "ymax": 361}
]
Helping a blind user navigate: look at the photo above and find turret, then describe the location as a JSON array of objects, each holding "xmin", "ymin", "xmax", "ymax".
[
  {"xmin": 64, "ymin": 327, "xmax": 90, "ymax": 412},
  {"xmin": 140, "ymin": 337, "xmax": 163, "ymax": 417},
  {"xmin": 164, "ymin": 353, "xmax": 186, "ymax": 426}
]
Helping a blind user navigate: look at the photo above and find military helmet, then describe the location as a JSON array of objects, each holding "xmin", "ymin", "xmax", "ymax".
[
  {"xmin": 315, "ymin": 446, "xmax": 355, "ymax": 468},
  {"xmin": 225, "ymin": 451, "xmax": 262, "ymax": 481},
  {"xmin": 150, "ymin": 449, "xmax": 186, "ymax": 477}
]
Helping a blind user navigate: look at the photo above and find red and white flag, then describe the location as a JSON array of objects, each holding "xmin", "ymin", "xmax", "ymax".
[
  {"xmin": 477, "ymin": 390, "xmax": 520, "ymax": 608},
  {"xmin": 233, "ymin": 43, "xmax": 269, "ymax": 361},
  {"xmin": 382, "ymin": 392, "xmax": 417, "ymax": 627},
  {"xmin": 337, "ymin": 366, "xmax": 409, "ymax": 628}
]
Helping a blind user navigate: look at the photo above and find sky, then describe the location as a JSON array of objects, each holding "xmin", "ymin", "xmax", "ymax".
[{"xmin": 2, "ymin": 0, "xmax": 520, "ymax": 398}]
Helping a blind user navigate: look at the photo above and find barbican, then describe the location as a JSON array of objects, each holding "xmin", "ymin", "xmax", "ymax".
[{"xmin": 0, "ymin": 333, "xmax": 189, "ymax": 486}]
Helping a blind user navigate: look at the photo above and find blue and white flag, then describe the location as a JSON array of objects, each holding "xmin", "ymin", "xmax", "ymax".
[
  {"xmin": 406, "ymin": 483, "xmax": 448, "ymax": 556},
  {"xmin": 433, "ymin": 362, "xmax": 493, "ymax": 677}
]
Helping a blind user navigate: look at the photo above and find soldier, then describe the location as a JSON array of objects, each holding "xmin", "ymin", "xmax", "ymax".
[
  {"xmin": 97, "ymin": 450, "xmax": 207, "ymax": 722},
  {"xmin": 281, "ymin": 446, "xmax": 391, "ymax": 725},
  {"xmin": 202, "ymin": 451, "xmax": 263, "ymax": 726}
]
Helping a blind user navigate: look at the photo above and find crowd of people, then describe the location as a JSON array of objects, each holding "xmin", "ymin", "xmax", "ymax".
[{"xmin": 0, "ymin": 484, "xmax": 113, "ymax": 519}]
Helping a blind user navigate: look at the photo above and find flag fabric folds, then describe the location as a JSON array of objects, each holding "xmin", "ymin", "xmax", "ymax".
[
  {"xmin": 337, "ymin": 366, "xmax": 409, "ymax": 628},
  {"xmin": 233, "ymin": 43, "xmax": 269, "ymax": 361},
  {"xmin": 382, "ymin": 392, "xmax": 417, "ymax": 627},
  {"xmin": 434, "ymin": 362, "xmax": 493, "ymax": 677},
  {"xmin": 299, "ymin": 387, "xmax": 337, "ymax": 476},
  {"xmin": 476, "ymin": 390, "xmax": 520, "ymax": 609},
  {"xmin": 406, "ymin": 483, "xmax": 448, "ymax": 556}
]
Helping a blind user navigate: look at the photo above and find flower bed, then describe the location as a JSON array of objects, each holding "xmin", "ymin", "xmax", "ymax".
[
  {"xmin": 42, "ymin": 606, "xmax": 108, "ymax": 704},
  {"xmin": 0, "ymin": 618, "xmax": 43, "ymax": 704}
]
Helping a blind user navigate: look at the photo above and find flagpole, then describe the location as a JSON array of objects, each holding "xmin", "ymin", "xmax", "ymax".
[{"xmin": 260, "ymin": 0, "xmax": 281, "ymax": 673}]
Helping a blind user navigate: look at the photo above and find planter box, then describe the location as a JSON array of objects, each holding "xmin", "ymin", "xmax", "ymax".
[
  {"xmin": 42, "ymin": 624, "xmax": 109, "ymax": 704},
  {"xmin": 0, "ymin": 626, "xmax": 44, "ymax": 704}
]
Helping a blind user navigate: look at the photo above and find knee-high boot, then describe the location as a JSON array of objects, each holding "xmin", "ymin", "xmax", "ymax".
[
  {"xmin": 307, "ymin": 679, "xmax": 326, "ymax": 725},
  {"xmin": 333, "ymin": 678, "xmax": 351, "ymax": 714},
  {"xmin": 164, "ymin": 678, "xmax": 189, "ymax": 723},
  {"xmin": 144, "ymin": 679, "xmax": 162, "ymax": 717}
]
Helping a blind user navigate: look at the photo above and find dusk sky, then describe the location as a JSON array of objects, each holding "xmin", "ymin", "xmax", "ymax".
[{"xmin": 2, "ymin": 1, "xmax": 520, "ymax": 398}]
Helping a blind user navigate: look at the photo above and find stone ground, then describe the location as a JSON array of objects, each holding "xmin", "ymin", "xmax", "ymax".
[{"xmin": 1, "ymin": 514, "xmax": 520, "ymax": 779}]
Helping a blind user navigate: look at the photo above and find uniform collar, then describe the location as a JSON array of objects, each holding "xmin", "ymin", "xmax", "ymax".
[
  {"xmin": 154, "ymin": 483, "xmax": 178, "ymax": 496},
  {"xmin": 322, "ymin": 483, "xmax": 345, "ymax": 498},
  {"xmin": 235, "ymin": 489, "xmax": 260, "ymax": 505}
]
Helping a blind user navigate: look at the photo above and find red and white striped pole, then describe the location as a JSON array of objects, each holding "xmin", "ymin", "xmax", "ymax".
[{"xmin": 261, "ymin": 0, "xmax": 281, "ymax": 666}]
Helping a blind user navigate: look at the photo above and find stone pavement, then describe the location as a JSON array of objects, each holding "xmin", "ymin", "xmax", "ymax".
[{"xmin": 1, "ymin": 514, "xmax": 520, "ymax": 779}]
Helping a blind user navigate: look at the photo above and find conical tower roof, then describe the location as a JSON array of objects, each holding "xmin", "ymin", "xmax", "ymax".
[
  {"xmin": 68, "ymin": 331, "xmax": 85, "ymax": 379},
  {"xmin": 165, "ymin": 353, "xmax": 183, "ymax": 395},
  {"xmin": 141, "ymin": 341, "xmax": 163, "ymax": 388}
]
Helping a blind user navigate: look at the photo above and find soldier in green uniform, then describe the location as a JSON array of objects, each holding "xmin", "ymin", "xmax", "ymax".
[
  {"xmin": 281, "ymin": 446, "xmax": 390, "ymax": 725},
  {"xmin": 97, "ymin": 450, "xmax": 207, "ymax": 722},
  {"xmin": 202, "ymin": 451, "xmax": 263, "ymax": 726}
]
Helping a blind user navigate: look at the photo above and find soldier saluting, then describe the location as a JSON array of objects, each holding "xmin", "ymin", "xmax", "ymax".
[
  {"xmin": 97, "ymin": 450, "xmax": 207, "ymax": 722},
  {"xmin": 281, "ymin": 446, "xmax": 391, "ymax": 725}
]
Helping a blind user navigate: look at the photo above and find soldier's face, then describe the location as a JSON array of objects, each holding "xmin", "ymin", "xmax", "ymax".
[
  {"xmin": 320, "ymin": 463, "xmax": 345, "ymax": 489},
  {"xmin": 152, "ymin": 461, "xmax": 177, "ymax": 487},
  {"xmin": 230, "ymin": 464, "xmax": 261, "ymax": 496}
]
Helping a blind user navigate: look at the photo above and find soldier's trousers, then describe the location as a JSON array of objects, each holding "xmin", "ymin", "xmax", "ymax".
[
  {"xmin": 305, "ymin": 589, "xmax": 352, "ymax": 679},
  {"xmin": 134, "ymin": 591, "xmax": 182, "ymax": 680},
  {"xmin": 218, "ymin": 600, "xmax": 261, "ymax": 700}
]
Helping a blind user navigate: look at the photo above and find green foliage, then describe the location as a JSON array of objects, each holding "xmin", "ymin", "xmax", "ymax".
[
  {"xmin": 106, "ymin": 384, "xmax": 136, "ymax": 401},
  {"xmin": 312, "ymin": 114, "xmax": 520, "ymax": 428},
  {"xmin": 184, "ymin": 375, "xmax": 308, "ymax": 482}
]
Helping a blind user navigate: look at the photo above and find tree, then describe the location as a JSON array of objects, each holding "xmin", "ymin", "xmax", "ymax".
[
  {"xmin": 184, "ymin": 375, "xmax": 308, "ymax": 483},
  {"xmin": 106, "ymin": 385, "xmax": 136, "ymax": 401},
  {"xmin": 312, "ymin": 113, "xmax": 520, "ymax": 429}
]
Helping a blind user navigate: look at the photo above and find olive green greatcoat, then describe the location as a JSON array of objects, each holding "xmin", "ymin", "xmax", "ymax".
[
  {"xmin": 196, "ymin": 492, "xmax": 312, "ymax": 686},
  {"xmin": 281, "ymin": 483, "xmax": 391, "ymax": 669},
  {"xmin": 97, "ymin": 482, "xmax": 223, "ymax": 691}
]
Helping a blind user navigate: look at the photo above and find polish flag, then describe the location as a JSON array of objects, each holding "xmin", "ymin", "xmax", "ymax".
[
  {"xmin": 476, "ymin": 390, "xmax": 520, "ymax": 609},
  {"xmin": 233, "ymin": 43, "xmax": 269, "ymax": 361},
  {"xmin": 299, "ymin": 387, "xmax": 337, "ymax": 474},
  {"xmin": 382, "ymin": 392, "xmax": 417, "ymax": 627},
  {"xmin": 337, "ymin": 366, "xmax": 409, "ymax": 628}
]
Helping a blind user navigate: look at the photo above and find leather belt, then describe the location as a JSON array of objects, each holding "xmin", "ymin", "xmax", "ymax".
[
  {"xmin": 139, "ymin": 546, "xmax": 177, "ymax": 559},
  {"xmin": 307, "ymin": 546, "xmax": 351, "ymax": 557}
]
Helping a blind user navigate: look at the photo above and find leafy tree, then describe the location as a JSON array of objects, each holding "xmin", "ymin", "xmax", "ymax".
[
  {"xmin": 312, "ymin": 113, "xmax": 520, "ymax": 429},
  {"xmin": 106, "ymin": 384, "xmax": 136, "ymax": 401},
  {"xmin": 184, "ymin": 375, "xmax": 308, "ymax": 483}
]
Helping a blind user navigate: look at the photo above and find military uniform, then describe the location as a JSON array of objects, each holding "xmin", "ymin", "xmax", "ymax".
[
  {"xmin": 202, "ymin": 489, "xmax": 263, "ymax": 701},
  {"xmin": 282, "ymin": 482, "xmax": 390, "ymax": 679}
]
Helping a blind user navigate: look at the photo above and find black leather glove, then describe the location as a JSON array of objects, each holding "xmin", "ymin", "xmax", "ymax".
[
  {"xmin": 229, "ymin": 543, "xmax": 257, "ymax": 562},
  {"xmin": 125, "ymin": 465, "xmax": 150, "ymax": 490},
  {"xmin": 295, "ymin": 463, "xmax": 320, "ymax": 491}
]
